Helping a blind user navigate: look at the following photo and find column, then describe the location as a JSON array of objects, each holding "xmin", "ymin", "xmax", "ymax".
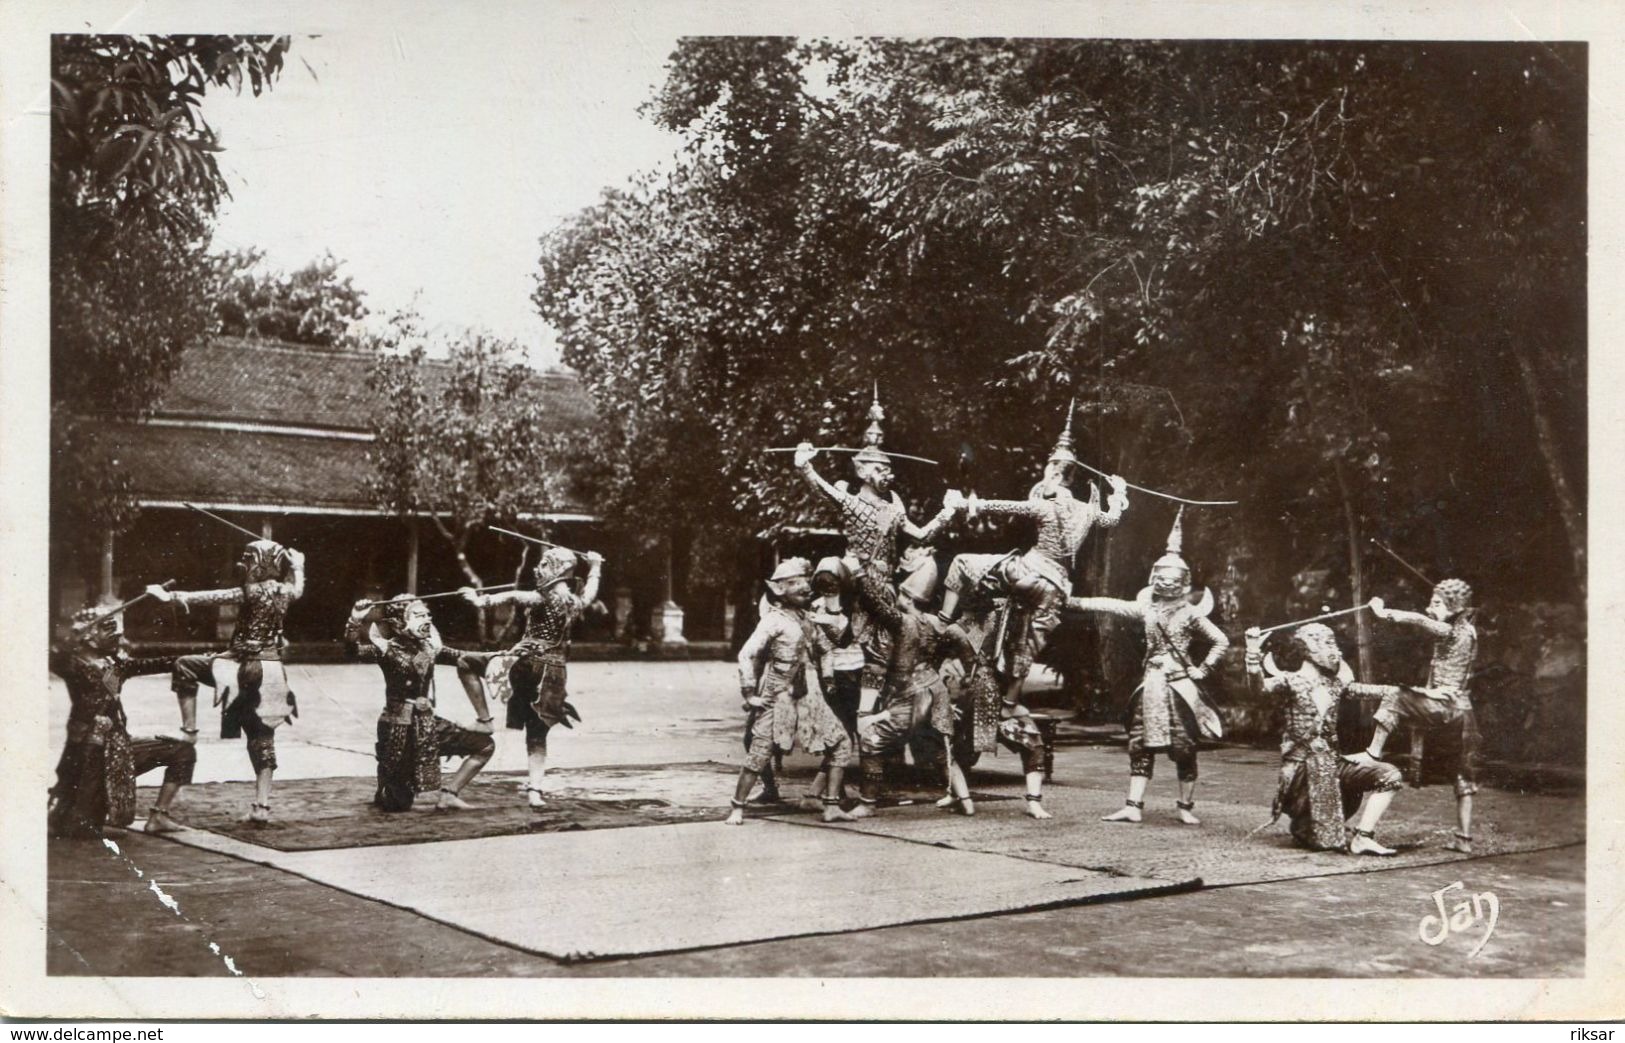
[
  {"xmin": 406, "ymin": 517, "xmax": 420, "ymax": 594},
  {"xmin": 649, "ymin": 534, "xmax": 687, "ymax": 646},
  {"xmin": 99, "ymin": 528, "xmax": 115, "ymax": 601}
]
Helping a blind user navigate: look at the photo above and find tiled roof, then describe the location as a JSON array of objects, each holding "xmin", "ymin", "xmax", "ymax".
[
  {"xmin": 99, "ymin": 422, "xmax": 594, "ymax": 514},
  {"xmin": 131, "ymin": 336, "xmax": 594, "ymax": 432},
  {"xmin": 100, "ymin": 421, "xmax": 386, "ymax": 511},
  {"xmin": 87, "ymin": 338, "xmax": 598, "ymax": 514}
]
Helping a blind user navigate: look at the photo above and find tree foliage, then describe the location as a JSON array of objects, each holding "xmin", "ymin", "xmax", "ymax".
[
  {"xmin": 214, "ymin": 248, "xmax": 370, "ymax": 348},
  {"xmin": 364, "ymin": 319, "xmax": 579, "ymax": 608},
  {"xmin": 536, "ymin": 38, "xmax": 1585, "ymax": 637},
  {"xmin": 51, "ymin": 34, "xmax": 292, "ymax": 568}
]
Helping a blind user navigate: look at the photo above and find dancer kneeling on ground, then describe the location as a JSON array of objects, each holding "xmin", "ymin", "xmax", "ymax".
[
  {"xmin": 463, "ymin": 546, "xmax": 602, "ymax": 809},
  {"xmin": 1244, "ymin": 623, "xmax": 1403, "ymax": 855},
  {"xmin": 49, "ymin": 599, "xmax": 196, "ymax": 837},
  {"xmin": 727, "ymin": 558, "xmax": 854, "ymax": 825},
  {"xmin": 346, "ymin": 596, "xmax": 495, "ymax": 812}
]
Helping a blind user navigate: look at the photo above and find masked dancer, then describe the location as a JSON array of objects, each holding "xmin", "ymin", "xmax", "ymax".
[
  {"xmin": 1353, "ymin": 580, "xmax": 1481, "ymax": 853},
  {"xmin": 940, "ymin": 403, "xmax": 1128, "ymax": 708},
  {"xmin": 147, "ymin": 539, "xmax": 304, "ymax": 826},
  {"xmin": 463, "ymin": 546, "xmax": 602, "ymax": 809},
  {"xmin": 848, "ymin": 553, "xmax": 1004, "ymax": 818},
  {"xmin": 1068, "ymin": 510, "xmax": 1227, "ymax": 825},
  {"xmin": 49, "ymin": 600, "xmax": 197, "ymax": 837},
  {"xmin": 726, "ymin": 558, "xmax": 854, "ymax": 825},
  {"xmin": 793, "ymin": 388, "xmax": 963, "ymax": 643},
  {"xmin": 1244, "ymin": 624, "xmax": 1404, "ymax": 854},
  {"xmin": 346, "ymin": 596, "xmax": 496, "ymax": 812}
]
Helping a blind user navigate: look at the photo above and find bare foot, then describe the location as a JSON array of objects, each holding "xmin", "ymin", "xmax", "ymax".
[
  {"xmin": 935, "ymin": 794, "xmax": 957, "ymax": 809},
  {"xmin": 724, "ymin": 807, "xmax": 745, "ymax": 825},
  {"xmin": 822, "ymin": 804, "xmax": 856, "ymax": 822},
  {"xmin": 848, "ymin": 802, "xmax": 875, "ymax": 819},
  {"xmin": 1177, "ymin": 807, "xmax": 1202, "ymax": 826},
  {"xmin": 749, "ymin": 789, "xmax": 783, "ymax": 806},
  {"xmin": 437, "ymin": 789, "xmax": 473, "ymax": 811},
  {"xmin": 1024, "ymin": 798, "xmax": 1052, "ymax": 820},
  {"xmin": 1444, "ymin": 834, "xmax": 1473, "ymax": 854},
  {"xmin": 241, "ymin": 803, "xmax": 270, "ymax": 827},
  {"xmin": 956, "ymin": 798, "xmax": 976, "ymax": 817},
  {"xmin": 526, "ymin": 787, "xmax": 547, "ymax": 810},
  {"xmin": 1349, "ymin": 832, "xmax": 1397, "ymax": 856},
  {"xmin": 1102, "ymin": 804, "xmax": 1142, "ymax": 823},
  {"xmin": 143, "ymin": 810, "xmax": 184, "ymax": 834}
]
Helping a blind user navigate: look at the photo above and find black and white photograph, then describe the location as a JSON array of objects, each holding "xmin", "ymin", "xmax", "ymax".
[{"xmin": 0, "ymin": 0, "xmax": 1618, "ymax": 1023}]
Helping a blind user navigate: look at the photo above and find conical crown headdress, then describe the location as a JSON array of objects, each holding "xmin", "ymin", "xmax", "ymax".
[
  {"xmin": 852, "ymin": 382, "xmax": 891, "ymax": 466},
  {"xmin": 1151, "ymin": 507, "xmax": 1190, "ymax": 576},
  {"xmin": 1048, "ymin": 398, "xmax": 1080, "ymax": 467}
]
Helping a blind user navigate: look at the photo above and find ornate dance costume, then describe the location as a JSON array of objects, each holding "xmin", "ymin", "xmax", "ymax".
[
  {"xmin": 49, "ymin": 606, "xmax": 195, "ymax": 837},
  {"xmin": 737, "ymin": 597, "xmax": 852, "ymax": 773},
  {"xmin": 469, "ymin": 549, "xmax": 601, "ymax": 746},
  {"xmin": 1245, "ymin": 626, "xmax": 1404, "ymax": 850},
  {"xmin": 858, "ymin": 602, "xmax": 979, "ymax": 769},
  {"xmin": 1370, "ymin": 585, "xmax": 1481, "ymax": 796},
  {"xmin": 1075, "ymin": 511, "xmax": 1226, "ymax": 824},
  {"xmin": 945, "ymin": 404, "xmax": 1127, "ymax": 686},
  {"xmin": 796, "ymin": 392, "xmax": 959, "ymax": 636},
  {"xmin": 1067, "ymin": 590, "xmax": 1227, "ymax": 782},
  {"xmin": 162, "ymin": 540, "xmax": 303, "ymax": 779},
  {"xmin": 345, "ymin": 610, "xmax": 495, "ymax": 812}
]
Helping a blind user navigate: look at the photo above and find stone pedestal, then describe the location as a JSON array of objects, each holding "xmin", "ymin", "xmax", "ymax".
[{"xmin": 650, "ymin": 600, "xmax": 687, "ymax": 646}]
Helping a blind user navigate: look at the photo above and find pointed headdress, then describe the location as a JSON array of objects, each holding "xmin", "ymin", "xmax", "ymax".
[
  {"xmin": 852, "ymin": 382, "xmax": 891, "ymax": 467},
  {"xmin": 1153, "ymin": 507, "xmax": 1189, "ymax": 577},
  {"xmin": 1048, "ymin": 399, "xmax": 1080, "ymax": 468}
]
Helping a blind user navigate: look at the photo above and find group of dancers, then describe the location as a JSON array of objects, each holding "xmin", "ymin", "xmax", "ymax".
[{"xmin": 47, "ymin": 393, "xmax": 1482, "ymax": 858}]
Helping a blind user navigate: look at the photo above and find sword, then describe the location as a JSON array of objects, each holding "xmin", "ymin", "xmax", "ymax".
[
  {"xmin": 764, "ymin": 446, "xmax": 940, "ymax": 466},
  {"xmin": 1252, "ymin": 603, "xmax": 1371, "ymax": 637},
  {"xmin": 183, "ymin": 502, "xmax": 263, "ymax": 541},
  {"xmin": 488, "ymin": 526, "xmax": 597, "ymax": 560},
  {"xmin": 1370, "ymin": 538, "xmax": 1435, "ymax": 587},
  {"xmin": 360, "ymin": 583, "xmax": 518, "ymax": 608},
  {"xmin": 1067, "ymin": 459, "xmax": 1239, "ymax": 507},
  {"xmin": 78, "ymin": 580, "xmax": 176, "ymax": 627}
]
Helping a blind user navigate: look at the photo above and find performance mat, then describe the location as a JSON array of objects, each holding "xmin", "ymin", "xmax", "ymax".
[
  {"xmin": 155, "ymin": 819, "xmax": 1199, "ymax": 962},
  {"xmin": 143, "ymin": 763, "xmax": 1013, "ymax": 851},
  {"xmin": 775, "ymin": 782, "xmax": 1584, "ymax": 887}
]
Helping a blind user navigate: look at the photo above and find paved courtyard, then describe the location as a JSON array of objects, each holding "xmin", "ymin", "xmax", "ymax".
[{"xmin": 46, "ymin": 659, "xmax": 1585, "ymax": 978}]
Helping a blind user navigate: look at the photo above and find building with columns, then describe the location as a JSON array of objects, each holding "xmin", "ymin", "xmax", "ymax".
[{"xmin": 55, "ymin": 337, "xmax": 719, "ymax": 653}]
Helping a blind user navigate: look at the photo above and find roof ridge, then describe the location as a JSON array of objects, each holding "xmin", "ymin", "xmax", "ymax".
[{"xmin": 203, "ymin": 335, "xmax": 580, "ymax": 381}]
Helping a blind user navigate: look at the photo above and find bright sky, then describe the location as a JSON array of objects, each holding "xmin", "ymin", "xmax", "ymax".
[{"xmin": 203, "ymin": 14, "xmax": 684, "ymax": 366}]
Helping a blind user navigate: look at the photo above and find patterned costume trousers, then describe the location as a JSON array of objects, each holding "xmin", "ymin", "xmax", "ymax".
[
  {"xmin": 1373, "ymin": 689, "xmax": 1480, "ymax": 797},
  {"xmin": 172, "ymin": 653, "xmax": 279, "ymax": 770},
  {"xmin": 50, "ymin": 735, "xmax": 196, "ymax": 837}
]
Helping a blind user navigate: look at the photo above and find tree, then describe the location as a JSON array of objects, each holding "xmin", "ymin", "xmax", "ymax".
[
  {"xmin": 537, "ymin": 39, "xmax": 1585, "ymax": 701},
  {"xmin": 364, "ymin": 319, "xmax": 579, "ymax": 640},
  {"xmin": 51, "ymin": 35, "xmax": 292, "ymax": 586},
  {"xmin": 214, "ymin": 248, "xmax": 370, "ymax": 348}
]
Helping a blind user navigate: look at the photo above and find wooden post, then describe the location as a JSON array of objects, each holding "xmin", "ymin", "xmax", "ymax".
[
  {"xmin": 406, "ymin": 517, "xmax": 420, "ymax": 595},
  {"xmin": 99, "ymin": 528, "xmax": 115, "ymax": 600},
  {"xmin": 662, "ymin": 535, "xmax": 675, "ymax": 605}
]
